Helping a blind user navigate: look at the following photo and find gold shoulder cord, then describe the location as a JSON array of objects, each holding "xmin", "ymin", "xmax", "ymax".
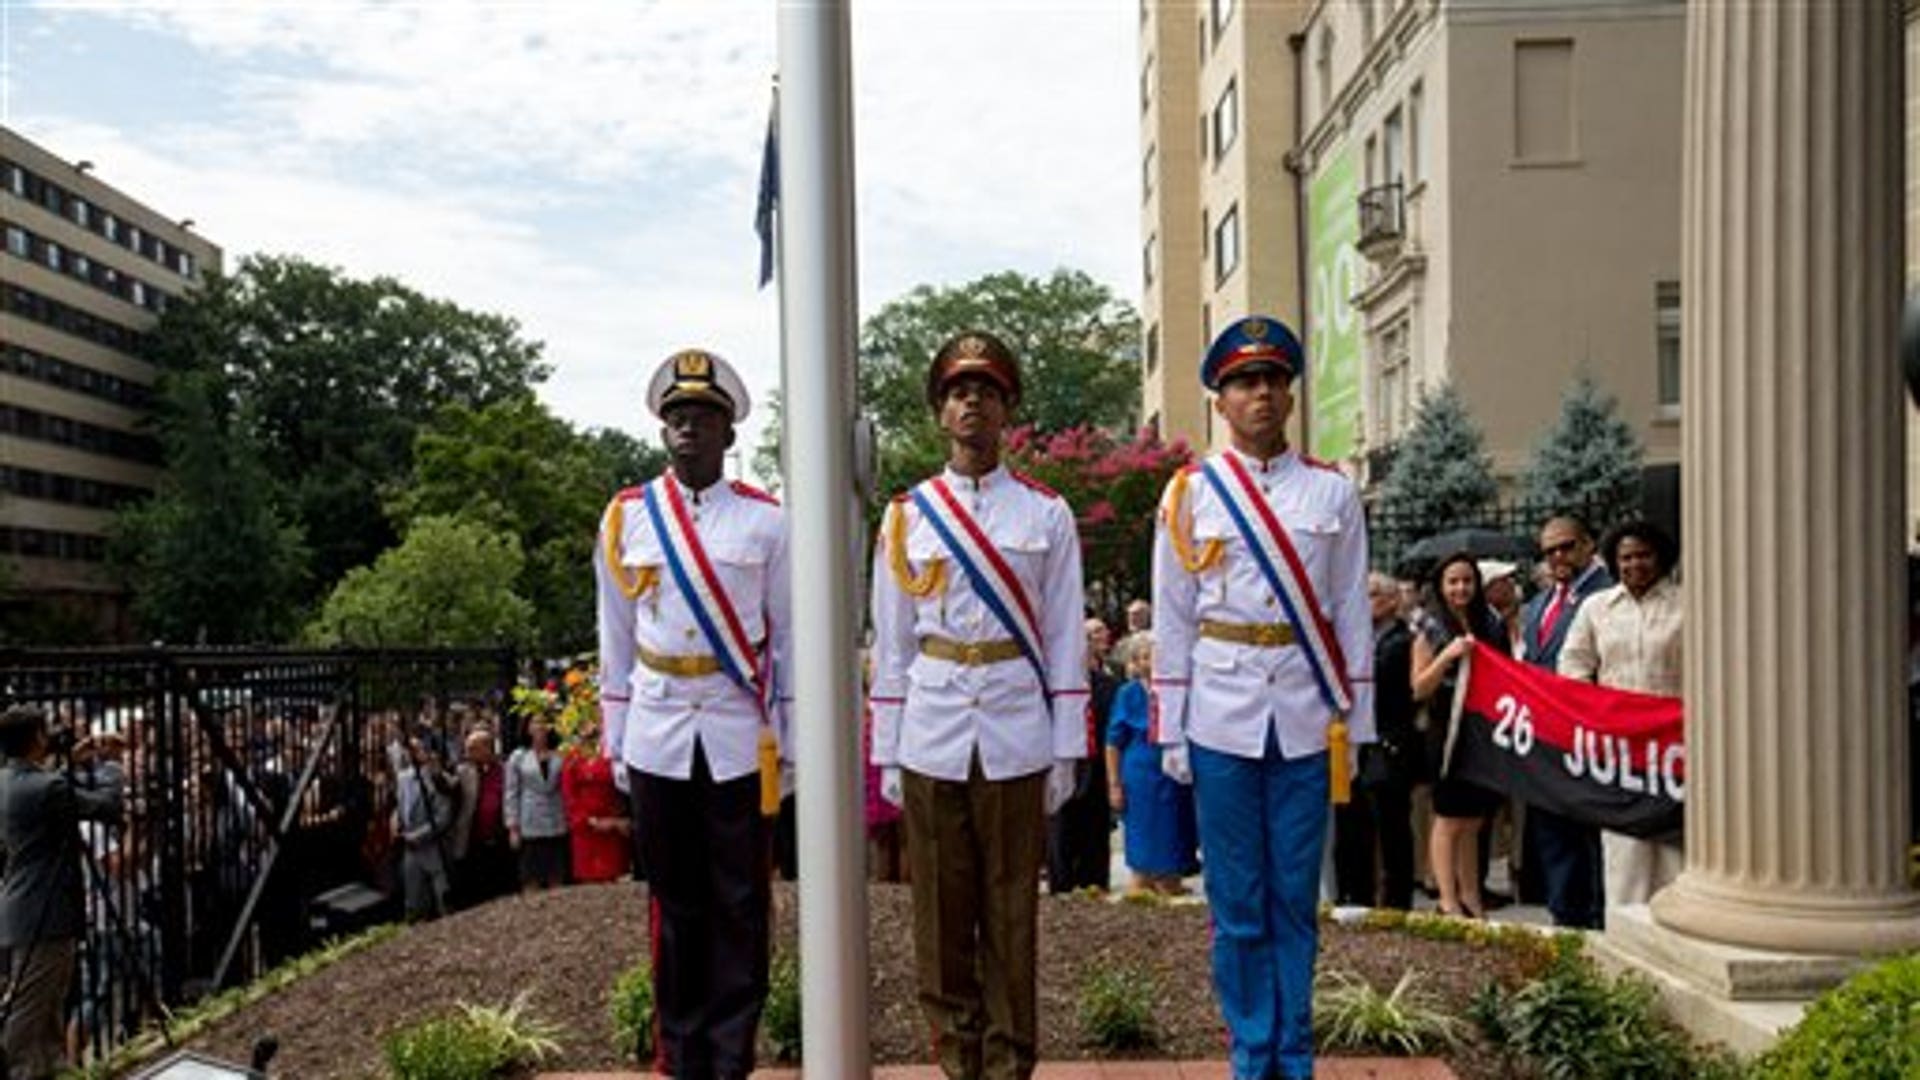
[
  {"xmin": 1166, "ymin": 469, "xmax": 1225, "ymax": 574},
  {"xmin": 602, "ymin": 497, "xmax": 659, "ymax": 601},
  {"xmin": 886, "ymin": 501, "xmax": 947, "ymax": 598}
]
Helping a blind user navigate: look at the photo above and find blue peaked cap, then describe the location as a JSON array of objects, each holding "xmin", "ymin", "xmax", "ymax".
[{"xmin": 1201, "ymin": 315, "xmax": 1304, "ymax": 390}]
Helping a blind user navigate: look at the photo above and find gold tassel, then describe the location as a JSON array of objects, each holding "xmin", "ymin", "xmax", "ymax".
[
  {"xmin": 758, "ymin": 727, "xmax": 781, "ymax": 817},
  {"xmin": 1328, "ymin": 719, "xmax": 1351, "ymax": 806},
  {"xmin": 1166, "ymin": 469, "xmax": 1225, "ymax": 574},
  {"xmin": 886, "ymin": 502, "xmax": 947, "ymax": 598}
]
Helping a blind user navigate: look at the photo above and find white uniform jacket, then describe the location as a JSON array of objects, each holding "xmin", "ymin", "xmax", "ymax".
[
  {"xmin": 867, "ymin": 465, "xmax": 1089, "ymax": 782},
  {"xmin": 594, "ymin": 476, "xmax": 791, "ymax": 784},
  {"xmin": 1149, "ymin": 448, "xmax": 1374, "ymax": 760}
]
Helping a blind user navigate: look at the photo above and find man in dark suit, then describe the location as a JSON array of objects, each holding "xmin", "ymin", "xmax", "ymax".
[
  {"xmin": 1337, "ymin": 573, "xmax": 1420, "ymax": 908},
  {"xmin": 1048, "ymin": 617, "xmax": 1120, "ymax": 894},
  {"xmin": 0, "ymin": 705, "xmax": 123, "ymax": 1078},
  {"xmin": 1520, "ymin": 516, "xmax": 1613, "ymax": 929}
]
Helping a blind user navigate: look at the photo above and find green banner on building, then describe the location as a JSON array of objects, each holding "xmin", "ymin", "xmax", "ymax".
[{"xmin": 1307, "ymin": 148, "xmax": 1363, "ymax": 461}]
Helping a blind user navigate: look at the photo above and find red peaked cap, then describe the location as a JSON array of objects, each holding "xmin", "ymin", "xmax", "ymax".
[{"xmin": 926, "ymin": 330, "xmax": 1022, "ymax": 408}]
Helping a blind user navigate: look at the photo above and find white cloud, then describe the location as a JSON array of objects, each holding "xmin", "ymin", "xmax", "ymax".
[{"xmin": 9, "ymin": 0, "xmax": 1142, "ymax": 462}]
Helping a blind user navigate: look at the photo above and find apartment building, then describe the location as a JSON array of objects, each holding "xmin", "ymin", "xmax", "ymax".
[
  {"xmin": 1139, "ymin": 0, "xmax": 1308, "ymax": 450},
  {"xmin": 1, "ymin": 126, "xmax": 221, "ymax": 638},
  {"xmin": 1296, "ymin": 0, "xmax": 1684, "ymax": 507}
]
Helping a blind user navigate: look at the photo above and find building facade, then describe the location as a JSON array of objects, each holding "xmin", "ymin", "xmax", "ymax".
[
  {"xmin": 1297, "ymin": 0, "xmax": 1684, "ymax": 500},
  {"xmin": 1, "ymin": 127, "xmax": 220, "ymax": 638},
  {"xmin": 1139, "ymin": 0, "xmax": 1308, "ymax": 450}
]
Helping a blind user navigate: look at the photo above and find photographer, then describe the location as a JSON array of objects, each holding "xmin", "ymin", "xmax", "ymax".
[{"xmin": 0, "ymin": 705, "xmax": 124, "ymax": 1078}]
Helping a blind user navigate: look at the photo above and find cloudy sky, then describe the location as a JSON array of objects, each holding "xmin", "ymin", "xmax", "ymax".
[{"xmin": 1, "ymin": 0, "xmax": 1141, "ymax": 453}]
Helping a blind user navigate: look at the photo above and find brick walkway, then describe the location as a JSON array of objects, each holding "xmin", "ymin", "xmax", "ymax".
[{"xmin": 541, "ymin": 1059, "xmax": 1457, "ymax": 1078}]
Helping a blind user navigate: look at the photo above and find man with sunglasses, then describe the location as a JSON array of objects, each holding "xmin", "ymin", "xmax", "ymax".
[{"xmin": 1520, "ymin": 515, "xmax": 1612, "ymax": 928}]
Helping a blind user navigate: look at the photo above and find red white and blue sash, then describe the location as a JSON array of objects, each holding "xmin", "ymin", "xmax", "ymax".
[
  {"xmin": 643, "ymin": 474, "xmax": 771, "ymax": 712},
  {"xmin": 909, "ymin": 477, "xmax": 1050, "ymax": 695},
  {"xmin": 1201, "ymin": 454, "xmax": 1353, "ymax": 715}
]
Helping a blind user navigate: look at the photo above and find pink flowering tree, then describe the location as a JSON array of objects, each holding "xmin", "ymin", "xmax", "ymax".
[{"xmin": 1005, "ymin": 424, "xmax": 1196, "ymax": 621}]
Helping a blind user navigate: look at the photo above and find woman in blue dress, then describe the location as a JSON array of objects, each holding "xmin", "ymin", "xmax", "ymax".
[{"xmin": 1105, "ymin": 638, "xmax": 1200, "ymax": 894}]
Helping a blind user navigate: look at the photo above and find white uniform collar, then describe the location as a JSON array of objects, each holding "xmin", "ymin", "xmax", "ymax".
[
  {"xmin": 941, "ymin": 462, "xmax": 1009, "ymax": 492},
  {"xmin": 1224, "ymin": 444, "xmax": 1297, "ymax": 475},
  {"xmin": 672, "ymin": 473, "xmax": 731, "ymax": 506}
]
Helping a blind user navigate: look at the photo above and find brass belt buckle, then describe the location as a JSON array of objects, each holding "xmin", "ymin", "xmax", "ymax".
[
  {"xmin": 1256, "ymin": 624, "xmax": 1282, "ymax": 646},
  {"xmin": 962, "ymin": 642, "xmax": 985, "ymax": 666}
]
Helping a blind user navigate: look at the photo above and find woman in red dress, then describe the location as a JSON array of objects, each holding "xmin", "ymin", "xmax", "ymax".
[{"xmin": 562, "ymin": 749, "xmax": 631, "ymax": 883}]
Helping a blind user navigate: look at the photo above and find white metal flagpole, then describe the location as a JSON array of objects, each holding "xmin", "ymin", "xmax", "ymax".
[{"xmin": 777, "ymin": 2, "xmax": 870, "ymax": 1077}]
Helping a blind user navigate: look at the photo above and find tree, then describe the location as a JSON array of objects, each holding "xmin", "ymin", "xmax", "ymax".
[
  {"xmin": 387, "ymin": 395, "xmax": 667, "ymax": 656},
  {"xmin": 109, "ymin": 370, "xmax": 309, "ymax": 643},
  {"xmin": 141, "ymin": 255, "xmax": 549, "ymax": 604},
  {"xmin": 1522, "ymin": 375, "xmax": 1644, "ymax": 527},
  {"xmin": 304, "ymin": 515, "xmax": 534, "ymax": 648},
  {"xmin": 1004, "ymin": 425, "xmax": 1196, "ymax": 619},
  {"xmin": 1376, "ymin": 383, "xmax": 1500, "ymax": 535}
]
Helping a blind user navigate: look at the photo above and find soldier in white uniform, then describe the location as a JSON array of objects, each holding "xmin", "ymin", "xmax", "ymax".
[
  {"xmin": 868, "ymin": 330, "xmax": 1088, "ymax": 1080},
  {"xmin": 1151, "ymin": 316, "xmax": 1373, "ymax": 1080},
  {"xmin": 594, "ymin": 348, "xmax": 790, "ymax": 1080}
]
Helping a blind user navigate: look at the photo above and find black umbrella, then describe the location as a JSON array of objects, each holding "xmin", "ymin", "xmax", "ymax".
[{"xmin": 1396, "ymin": 527, "xmax": 1534, "ymax": 578}]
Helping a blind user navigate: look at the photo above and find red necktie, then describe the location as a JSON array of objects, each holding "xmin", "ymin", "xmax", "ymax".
[{"xmin": 1540, "ymin": 583, "xmax": 1571, "ymax": 640}]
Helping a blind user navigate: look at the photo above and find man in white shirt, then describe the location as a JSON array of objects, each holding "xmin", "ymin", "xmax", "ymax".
[
  {"xmin": 1151, "ymin": 316, "xmax": 1373, "ymax": 1080},
  {"xmin": 594, "ymin": 348, "xmax": 791, "ymax": 1080},
  {"xmin": 868, "ymin": 330, "xmax": 1088, "ymax": 1080}
]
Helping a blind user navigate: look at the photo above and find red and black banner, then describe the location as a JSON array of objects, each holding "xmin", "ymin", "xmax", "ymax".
[{"xmin": 1445, "ymin": 642, "xmax": 1684, "ymax": 839}]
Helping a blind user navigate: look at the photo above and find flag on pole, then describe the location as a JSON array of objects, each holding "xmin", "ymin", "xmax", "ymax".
[{"xmin": 755, "ymin": 82, "xmax": 780, "ymax": 289}]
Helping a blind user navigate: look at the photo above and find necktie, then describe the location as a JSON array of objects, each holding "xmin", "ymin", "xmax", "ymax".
[{"xmin": 1540, "ymin": 583, "xmax": 1571, "ymax": 641}]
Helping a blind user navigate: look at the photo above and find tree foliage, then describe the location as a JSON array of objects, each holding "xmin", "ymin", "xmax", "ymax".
[
  {"xmin": 305, "ymin": 515, "xmax": 534, "ymax": 648},
  {"xmin": 109, "ymin": 370, "xmax": 309, "ymax": 644},
  {"xmin": 1377, "ymin": 384, "xmax": 1499, "ymax": 535},
  {"xmin": 388, "ymin": 395, "xmax": 666, "ymax": 657},
  {"xmin": 1522, "ymin": 375, "xmax": 1644, "ymax": 528},
  {"xmin": 1005, "ymin": 426, "xmax": 1196, "ymax": 619},
  {"xmin": 140, "ymin": 255, "xmax": 549, "ymax": 603}
]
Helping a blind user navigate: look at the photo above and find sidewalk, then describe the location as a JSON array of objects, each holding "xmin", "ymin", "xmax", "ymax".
[{"xmin": 543, "ymin": 1062, "xmax": 1457, "ymax": 1079}]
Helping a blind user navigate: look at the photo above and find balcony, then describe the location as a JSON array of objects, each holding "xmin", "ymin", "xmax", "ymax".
[
  {"xmin": 1365, "ymin": 441, "xmax": 1399, "ymax": 488},
  {"xmin": 1357, "ymin": 182, "xmax": 1405, "ymax": 262}
]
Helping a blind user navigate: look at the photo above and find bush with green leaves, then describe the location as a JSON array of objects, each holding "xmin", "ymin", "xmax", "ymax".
[
  {"xmin": 1076, "ymin": 965, "xmax": 1161, "ymax": 1052},
  {"xmin": 609, "ymin": 959, "xmax": 655, "ymax": 1064},
  {"xmin": 1314, "ymin": 968, "xmax": 1464, "ymax": 1055},
  {"xmin": 383, "ymin": 993, "xmax": 562, "ymax": 1080},
  {"xmin": 1470, "ymin": 937, "xmax": 1732, "ymax": 1080},
  {"xmin": 762, "ymin": 950, "xmax": 803, "ymax": 1063},
  {"xmin": 1754, "ymin": 952, "xmax": 1920, "ymax": 1079}
]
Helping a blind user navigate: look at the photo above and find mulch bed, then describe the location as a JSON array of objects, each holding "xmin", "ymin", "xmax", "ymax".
[{"xmin": 169, "ymin": 882, "xmax": 1550, "ymax": 1079}]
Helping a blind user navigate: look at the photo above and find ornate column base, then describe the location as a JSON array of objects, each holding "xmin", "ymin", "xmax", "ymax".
[{"xmin": 1651, "ymin": 870, "xmax": 1920, "ymax": 957}]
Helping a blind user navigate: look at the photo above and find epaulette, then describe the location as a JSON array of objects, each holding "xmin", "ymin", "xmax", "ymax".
[
  {"xmin": 890, "ymin": 490, "xmax": 913, "ymax": 504},
  {"xmin": 1178, "ymin": 462, "xmax": 1204, "ymax": 476},
  {"xmin": 613, "ymin": 485, "xmax": 646, "ymax": 502},
  {"xmin": 1009, "ymin": 470, "xmax": 1060, "ymax": 499},
  {"xmin": 730, "ymin": 480, "xmax": 780, "ymax": 506},
  {"xmin": 1300, "ymin": 454, "xmax": 1340, "ymax": 474}
]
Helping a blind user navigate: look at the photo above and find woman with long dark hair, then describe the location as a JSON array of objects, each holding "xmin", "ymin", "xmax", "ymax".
[{"xmin": 1410, "ymin": 552, "xmax": 1509, "ymax": 917}]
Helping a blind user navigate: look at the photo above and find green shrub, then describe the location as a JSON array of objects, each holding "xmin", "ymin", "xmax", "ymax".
[
  {"xmin": 1314, "ymin": 968, "xmax": 1464, "ymax": 1055},
  {"xmin": 1470, "ymin": 939, "xmax": 1708, "ymax": 1080},
  {"xmin": 1076, "ymin": 965, "xmax": 1161, "ymax": 1052},
  {"xmin": 383, "ymin": 992, "xmax": 562, "ymax": 1080},
  {"xmin": 1754, "ymin": 952, "xmax": 1920, "ymax": 1080},
  {"xmin": 609, "ymin": 960, "xmax": 655, "ymax": 1063},
  {"xmin": 762, "ymin": 950, "xmax": 803, "ymax": 1063}
]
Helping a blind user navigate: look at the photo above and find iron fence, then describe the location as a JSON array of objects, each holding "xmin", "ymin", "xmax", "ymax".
[{"xmin": 0, "ymin": 646, "xmax": 516, "ymax": 1061}]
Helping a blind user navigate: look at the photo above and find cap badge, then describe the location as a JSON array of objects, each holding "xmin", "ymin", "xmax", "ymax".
[
  {"xmin": 955, "ymin": 335, "xmax": 989, "ymax": 358},
  {"xmin": 1244, "ymin": 318, "xmax": 1268, "ymax": 340},
  {"xmin": 674, "ymin": 350, "xmax": 713, "ymax": 379}
]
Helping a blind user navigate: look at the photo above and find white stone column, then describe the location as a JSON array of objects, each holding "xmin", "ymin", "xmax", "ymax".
[{"xmin": 1648, "ymin": 0, "xmax": 1920, "ymax": 956}]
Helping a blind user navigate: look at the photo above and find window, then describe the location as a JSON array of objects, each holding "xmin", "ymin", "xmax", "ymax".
[
  {"xmin": 42, "ymin": 241, "xmax": 60, "ymax": 272},
  {"xmin": 1214, "ymin": 204, "xmax": 1240, "ymax": 284},
  {"xmin": 71, "ymin": 253, "xmax": 89, "ymax": 280},
  {"xmin": 4, "ymin": 165, "xmax": 22, "ymax": 197},
  {"xmin": 126, "ymin": 224, "xmax": 141, "ymax": 254},
  {"xmin": 1143, "ymin": 144, "xmax": 1157, "ymax": 203},
  {"xmin": 1383, "ymin": 107, "xmax": 1404, "ymax": 185},
  {"xmin": 71, "ymin": 199, "xmax": 89, "ymax": 228},
  {"xmin": 1201, "ymin": 207, "xmax": 1210, "ymax": 257},
  {"xmin": 1140, "ymin": 55, "xmax": 1155, "ymax": 115},
  {"xmin": 1408, "ymin": 82, "xmax": 1425, "ymax": 184},
  {"xmin": 176, "ymin": 251, "xmax": 195, "ymax": 277},
  {"xmin": 1375, "ymin": 319, "xmax": 1412, "ymax": 441},
  {"xmin": 1197, "ymin": 16, "xmax": 1207, "ymax": 61},
  {"xmin": 102, "ymin": 212, "xmax": 118, "ymax": 242},
  {"xmin": 1212, "ymin": 79, "xmax": 1239, "ymax": 161},
  {"xmin": 1514, "ymin": 39, "xmax": 1576, "ymax": 162},
  {"xmin": 1143, "ymin": 234, "xmax": 1157, "ymax": 287},
  {"xmin": 1364, "ymin": 134, "xmax": 1378, "ymax": 188},
  {"xmin": 4, "ymin": 226, "xmax": 25, "ymax": 258},
  {"xmin": 1211, "ymin": 0, "xmax": 1234, "ymax": 41},
  {"xmin": 1146, "ymin": 323, "xmax": 1161, "ymax": 375},
  {"xmin": 1656, "ymin": 281, "xmax": 1681, "ymax": 411},
  {"xmin": 130, "ymin": 280, "xmax": 146, "ymax": 307},
  {"xmin": 1316, "ymin": 28, "xmax": 1335, "ymax": 122}
]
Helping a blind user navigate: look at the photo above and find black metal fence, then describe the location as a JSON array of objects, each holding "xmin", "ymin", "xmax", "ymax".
[
  {"xmin": 1367, "ymin": 498, "xmax": 1646, "ymax": 580},
  {"xmin": 0, "ymin": 646, "xmax": 517, "ymax": 1061}
]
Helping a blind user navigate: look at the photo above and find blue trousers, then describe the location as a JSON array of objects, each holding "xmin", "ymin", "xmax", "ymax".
[{"xmin": 1191, "ymin": 736, "xmax": 1328, "ymax": 1080}]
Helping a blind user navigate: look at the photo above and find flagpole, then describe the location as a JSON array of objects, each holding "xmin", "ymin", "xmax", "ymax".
[{"xmin": 777, "ymin": 3, "xmax": 869, "ymax": 1077}]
